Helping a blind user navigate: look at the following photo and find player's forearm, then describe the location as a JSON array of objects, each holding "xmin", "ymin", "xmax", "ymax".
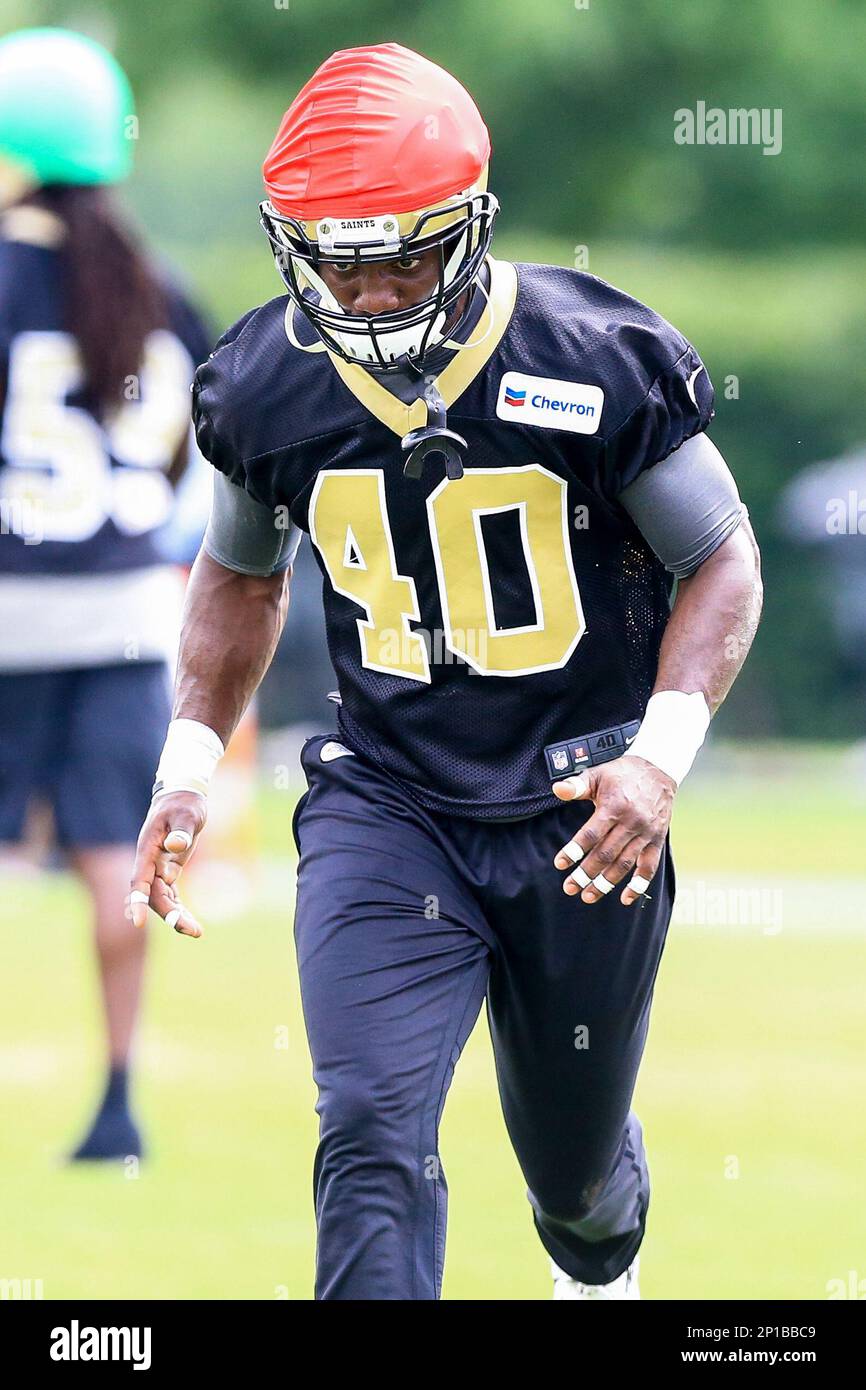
[
  {"xmin": 171, "ymin": 548, "xmax": 290, "ymax": 748},
  {"xmin": 654, "ymin": 518, "xmax": 763, "ymax": 715}
]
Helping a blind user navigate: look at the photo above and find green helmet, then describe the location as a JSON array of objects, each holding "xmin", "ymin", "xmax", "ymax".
[{"xmin": 0, "ymin": 28, "xmax": 134, "ymax": 187}]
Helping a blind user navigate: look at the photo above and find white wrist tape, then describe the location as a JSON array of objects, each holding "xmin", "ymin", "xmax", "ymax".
[
  {"xmin": 153, "ymin": 719, "xmax": 225, "ymax": 800},
  {"xmin": 622, "ymin": 691, "xmax": 710, "ymax": 787}
]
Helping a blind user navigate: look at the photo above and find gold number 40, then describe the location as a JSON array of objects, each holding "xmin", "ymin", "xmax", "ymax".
[{"xmin": 309, "ymin": 463, "xmax": 586, "ymax": 681}]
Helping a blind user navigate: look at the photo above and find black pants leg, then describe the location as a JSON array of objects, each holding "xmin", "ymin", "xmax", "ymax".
[
  {"xmin": 479, "ymin": 804, "xmax": 675, "ymax": 1285},
  {"xmin": 294, "ymin": 736, "xmax": 675, "ymax": 1296}
]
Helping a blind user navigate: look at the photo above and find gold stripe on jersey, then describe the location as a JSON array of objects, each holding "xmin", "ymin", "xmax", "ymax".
[{"xmin": 323, "ymin": 256, "xmax": 518, "ymax": 438}]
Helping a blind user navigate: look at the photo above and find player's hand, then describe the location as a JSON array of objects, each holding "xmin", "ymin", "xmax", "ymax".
[
  {"xmin": 552, "ymin": 756, "xmax": 675, "ymax": 906},
  {"xmin": 127, "ymin": 792, "xmax": 207, "ymax": 938}
]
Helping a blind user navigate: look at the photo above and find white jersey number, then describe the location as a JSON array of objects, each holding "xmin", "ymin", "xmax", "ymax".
[{"xmin": 0, "ymin": 329, "xmax": 194, "ymax": 542}]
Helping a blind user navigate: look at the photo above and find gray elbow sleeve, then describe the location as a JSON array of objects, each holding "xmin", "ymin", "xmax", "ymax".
[
  {"xmin": 203, "ymin": 470, "xmax": 302, "ymax": 577},
  {"xmin": 618, "ymin": 432, "xmax": 745, "ymax": 579}
]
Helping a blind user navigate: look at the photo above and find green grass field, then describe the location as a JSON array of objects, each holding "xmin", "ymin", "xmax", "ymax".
[{"xmin": 2, "ymin": 744, "xmax": 864, "ymax": 1300}]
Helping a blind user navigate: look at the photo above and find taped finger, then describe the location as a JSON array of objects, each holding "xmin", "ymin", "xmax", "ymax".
[
  {"xmin": 164, "ymin": 828, "xmax": 193, "ymax": 853},
  {"xmin": 621, "ymin": 846, "xmax": 662, "ymax": 904},
  {"xmin": 565, "ymin": 865, "xmax": 592, "ymax": 894},
  {"xmin": 159, "ymin": 897, "xmax": 203, "ymax": 939},
  {"xmin": 128, "ymin": 888, "xmax": 150, "ymax": 927},
  {"xmin": 555, "ymin": 839, "xmax": 585, "ymax": 869},
  {"xmin": 592, "ymin": 872, "xmax": 616, "ymax": 895},
  {"xmin": 552, "ymin": 773, "xmax": 590, "ymax": 801}
]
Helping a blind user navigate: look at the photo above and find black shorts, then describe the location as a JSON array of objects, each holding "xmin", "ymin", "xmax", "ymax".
[{"xmin": 0, "ymin": 662, "xmax": 171, "ymax": 848}]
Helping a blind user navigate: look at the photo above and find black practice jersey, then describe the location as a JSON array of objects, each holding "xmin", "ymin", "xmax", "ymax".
[
  {"xmin": 0, "ymin": 215, "xmax": 211, "ymax": 576},
  {"xmin": 193, "ymin": 258, "xmax": 714, "ymax": 818}
]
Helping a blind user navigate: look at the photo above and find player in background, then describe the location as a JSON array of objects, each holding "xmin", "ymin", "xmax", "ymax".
[
  {"xmin": 132, "ymin": 45, "xmax": 763, "ymax": 1297},
  {"xmin": 0, "ymin": 29, "xmax": 211, "ymax": 1160}
]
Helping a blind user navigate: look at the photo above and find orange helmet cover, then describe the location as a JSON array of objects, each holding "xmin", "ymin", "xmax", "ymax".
[{"xmin": 263, "ymin": 43, "xmax": 490, "ymax": 221}]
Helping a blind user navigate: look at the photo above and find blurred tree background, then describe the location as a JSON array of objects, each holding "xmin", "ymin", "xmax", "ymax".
[{"xmin": 5, "ymin": 0, "xmax": 865, "ymax": 736}]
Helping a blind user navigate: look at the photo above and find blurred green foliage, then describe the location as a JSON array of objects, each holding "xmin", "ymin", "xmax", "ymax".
[
  {"xmin": 12, "ymin": 0, "xmax": 865, "ymax": 248},
  {"xmin": 4, "ymin": 0, "xmax": 865, "ymax": 735}
]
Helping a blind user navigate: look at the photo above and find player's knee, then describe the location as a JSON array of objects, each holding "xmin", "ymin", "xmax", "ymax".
[
  {"xmin": 532, "ymin": 1174, "xmax": 609, "ymax": 1229},
  {"xmin": 318, "ymin": 1080, "xmax": 425, "ymax": 1175}
]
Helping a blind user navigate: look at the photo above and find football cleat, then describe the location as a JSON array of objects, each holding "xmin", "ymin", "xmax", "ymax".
[
  {"xmin": 259, "ymin": 43, "xmax": 498, "ymax": 374},
  {"xmin": 551, "ymin": 1255, "xmax": 641, "ymax": 1300}
]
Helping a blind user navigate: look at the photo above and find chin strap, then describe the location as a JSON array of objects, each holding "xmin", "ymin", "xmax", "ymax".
[{"xmin": 401, "ymin": 377, "xmax": 467, "ymax": 481}]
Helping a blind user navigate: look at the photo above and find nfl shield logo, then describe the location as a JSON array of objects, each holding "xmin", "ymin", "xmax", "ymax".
[{"xmin": 551, "ymin": 748, "xmax": 570, "ymax": 773}]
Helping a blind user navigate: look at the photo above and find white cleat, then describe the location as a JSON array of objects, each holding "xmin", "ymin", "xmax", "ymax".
[{"xmin": 551, "ymin": 1254, "xmax": 640, "ymax": 1300}]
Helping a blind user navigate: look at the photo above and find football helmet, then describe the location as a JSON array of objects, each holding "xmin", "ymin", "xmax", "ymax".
[
  {"xmin": 0, "ymin": 28, "xmax": 134, "ymax": 192},
  {"xmin": 260, "ymin": 43, "xmax": 499, "ymax": 374}
]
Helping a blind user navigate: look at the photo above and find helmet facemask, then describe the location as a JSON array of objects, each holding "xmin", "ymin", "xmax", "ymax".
[{"xmin": 260, "ymin": 189, "xmax": 498, "ymax": 372}]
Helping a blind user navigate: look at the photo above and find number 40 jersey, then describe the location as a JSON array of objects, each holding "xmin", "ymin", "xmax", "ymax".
[{"xmin": 194, "ymin": 257, "xmax": 715, "ymax": 819}]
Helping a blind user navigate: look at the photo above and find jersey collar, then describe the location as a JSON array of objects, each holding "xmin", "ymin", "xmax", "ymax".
[{"xmin": 322, "ymin": 256, "xmax": 518, "ymax": 438}]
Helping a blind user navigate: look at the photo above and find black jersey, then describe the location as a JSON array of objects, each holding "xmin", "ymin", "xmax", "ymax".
[
  {"xmin": 193, "ymin": 258, "xmax": 714, "ymax": 818},
  {"xmin": 0, "ymin": 211, "xmax": 211, "ymax": 576}
]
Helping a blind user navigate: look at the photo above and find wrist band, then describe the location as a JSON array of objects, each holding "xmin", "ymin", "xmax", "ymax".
[
  {"xmin": 153, "ymin": 719, "xmax": 225, "ymax": 801},
  {"xmin": 622, "ymin": 690, "xmax": 710, "ymax": 787}
]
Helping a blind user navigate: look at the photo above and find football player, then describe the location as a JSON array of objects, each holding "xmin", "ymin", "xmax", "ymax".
[
  {"xmin": 132, "ymin": 44, "xmax": 762, "ymax": 1298},
  {"xmin": 0, "ymin": 30, "xmax": 211, "ymax": 1160}
]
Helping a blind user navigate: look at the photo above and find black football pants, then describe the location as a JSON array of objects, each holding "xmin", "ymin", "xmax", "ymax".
[{"xmin": 292, "ymin": 734, "xmax": 674, "ymax": 1300}]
